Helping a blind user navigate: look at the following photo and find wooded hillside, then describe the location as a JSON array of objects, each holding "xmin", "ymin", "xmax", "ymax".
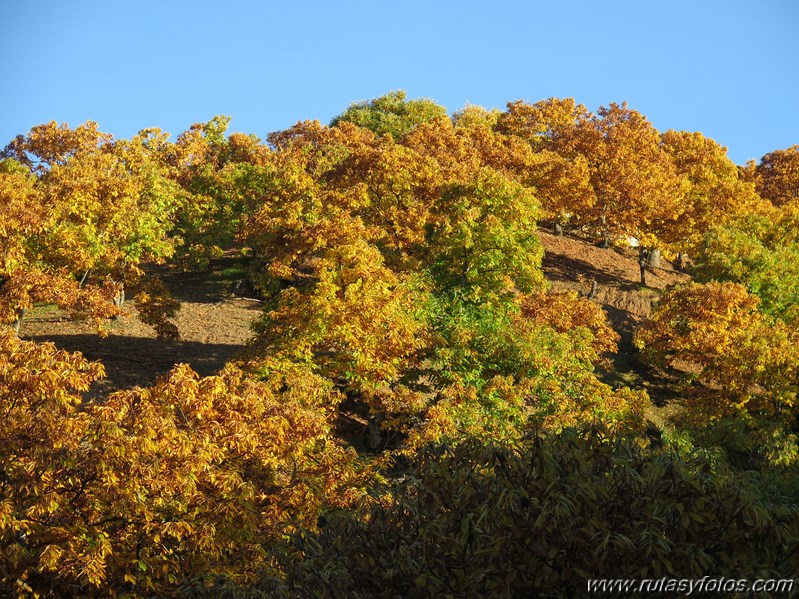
[{"xmin": 2, "ymin": 92, "xmax": 798, "ymax": 597}]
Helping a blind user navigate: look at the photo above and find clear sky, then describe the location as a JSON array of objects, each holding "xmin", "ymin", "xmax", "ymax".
[{"xmin": 2, "ymin": 0, "xmax": 797, "ymax": 165}]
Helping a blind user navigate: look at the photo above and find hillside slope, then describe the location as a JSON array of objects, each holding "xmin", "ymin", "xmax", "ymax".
[{"xmin": 18, "ymin": 231, "xmax": 690, "ymax": 398}]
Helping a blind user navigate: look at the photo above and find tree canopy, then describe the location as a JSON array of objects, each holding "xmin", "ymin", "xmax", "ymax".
[{"xmin": 2, "ymin": 92, "xmax": 798, "ymax": 597}]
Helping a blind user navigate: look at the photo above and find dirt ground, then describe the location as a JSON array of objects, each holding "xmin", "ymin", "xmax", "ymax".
[
  {"xmin": 19, "ymin": 258, "xmax": 265, "ymax": 397},
  {"xmin": 537, "ymin": 230, "xmax": 691, "ymax": 409},
  {"xmin": 537, "ymin": 230, "xmax": 690, "ymax": 345},
  {"xmin": 19, "ymin": 230, "xmax": 692, "ymax": 403}
]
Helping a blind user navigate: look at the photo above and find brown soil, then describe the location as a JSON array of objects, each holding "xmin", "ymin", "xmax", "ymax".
[
  {"xmin": 19, "ymin": 258, "xmax": 265, "ymax": 396},
  {"xmin": 19, "ymin": 231, "xmax": 692, "ymax": 405},
  {"xmin": 539, "ymin": 229, "xmax": 690, "ymax": 324},
  {"xmin": 537, "ymin": 229, "xmax": 691, "ymax": 406}
]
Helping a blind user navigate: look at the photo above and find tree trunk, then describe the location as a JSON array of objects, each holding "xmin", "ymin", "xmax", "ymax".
[
  {"xmin": 647, "ymin": 248, "xmax": 661, "ymax": 269},
  {"xmin": 675, "ymin": 252, "xmax": 687, "ymax": 271},
  {"xmin": 597, "ymin": 215, "xmax": 609, "ymax": 248},
  {"xmin": 114, "ymin": 283, "xmax": 125, "ymax": 308},
  {"xmin": 587, "ymin": 279, "xmax": 598, "ymax": 300},
  {"xmin": 638, "ymin": 247, "xmax": 649, "ymax": 287},
  {"xmin": 368, "ymin": 413, "xmax": 384, "ymax": 450},
  {"xmin": 13, "ymin": 309, "xmax": 25, "ymax": 336},
  {"xmin": 639, "ymin": 259, "xmax": 648, "ymax": 287}
]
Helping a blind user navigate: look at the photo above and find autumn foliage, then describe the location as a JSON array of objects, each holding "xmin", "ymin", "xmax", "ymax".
[
  {"xmin": 2, "ymin": 91, "xmax": 798, "ymax": 596},
  {"xmin": 0, "ymin": 332, "xmax": 364, "ymax": 596},
  {"xmin": 636, "ymin": 282, "xmax": 799, "ymax": 466}
]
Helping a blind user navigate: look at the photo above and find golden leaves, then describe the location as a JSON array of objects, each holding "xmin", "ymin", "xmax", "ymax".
[
  {"xmin": 7, "ymin": 97, "xmax": 794, "ymax": 595},
  {"xmin": 3, "ymin": 120, "xmax": 111, "ymax": 171},
  {"xmin": 573, "ymin": 103, "xmax": 684, "ymax": 244},
  {"xmin": 752, "ymin": 145, "xmax": 799, "ymax": 207},
  {"xmin": 660, "ymin": 130, "xmax": 766, "ymax": 252},
  {"xmin": 133, "ymin": 276, "xmax": 181, "ymax": 340},
  {"xmin": 0, "ymin": 342, "xmax": 365, "ymax": 595},
  {"xmin": 521, "ymin": 290, "xmax": 620, "ymax": 362},
  {"xmin": 635, "ymin": 282, "xmax": 799, "ymax": 424},
  {"xmin": 0, "ymin": 268, "xmax": 120, "ymax": 332},
  {"xmin": 0, "ymin": 161, "xmax": 46, "ymax": 276}
]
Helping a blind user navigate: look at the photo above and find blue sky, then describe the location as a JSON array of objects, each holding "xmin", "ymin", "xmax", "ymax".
[{"xmin": 2, "ymin": 0, "xmax": 797, "ymax": 164}]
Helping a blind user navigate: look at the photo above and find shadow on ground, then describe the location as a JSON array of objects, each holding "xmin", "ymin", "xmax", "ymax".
[
  {"xmin": 29, "ymin": 333, "xmax": 246, "ymax": 399},
  {"xmin": 146, "ymin": 255, "xmax": 262, "ymax": 305},
  {"xmin": 601, "ymin": 304, "xmax": 641, "ymax": 351},
  {"xmin": 542, "ymin": 252, "xmax": 628, "ymax": 286}
]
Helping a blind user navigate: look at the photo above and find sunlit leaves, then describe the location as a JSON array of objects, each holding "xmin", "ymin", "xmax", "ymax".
[
  {"xmin": 2, "ymin": 120, "xmax": 111, "ymax": 172},
  {"xmin": 635, "ymin": 282, "xmax": 799, "ymax": 463},
  {"xmin": 0, "ymin": 268, "xmax": 119, "ymax": 332},
  {"xmin": 520, "ymin": 289, "xmax": 620, "ymax": 363},
  {"xmin": 169, "ymin": 117, "xmax": 274, "ymax": 266},
  {"xmin": 425, "ymin": 167, "xmax": 544, "ymax": 302},
  {"xmin": 0, "ymin": 331, "xmax": 105, "ymax": 594},
  {"xmin": 660, "ymin": 130, "xmax": 764, "ymax": 252},
  {"xmin": 331, "ymin": 90, "xmax": 448, "ymax": 140},
  {"xmin": 494, "ymin": 97, "xmax": 590, "ymax": 151},
  {"xmin": 748, "ymin": 145, "xmax": 799, "ymax": 207},
  {"xmin": 693, "ymin": 208, "xmax": 799, "ymax": 324},
  {"xmin": 6, "ymin": 94, "xmax": 795, "ymax": 596},
  {"xmin": 408, "ymin": 292, "xmax": 644, "ymax": 450},
  {"xmin": 243, "ymin": 98, "xmax": 645, "ymax": 455},
  {"xmin": 0, "ymin": 159, "xmax": 46, "ymax": 275},
  {"xmin": 0, "ymin": 332, "xmax": 363, "ymax": 597},
  {"xmin": 0, "ymin": 122, "xmax": 185, "ymax": 334},
  {"xmin": 574, "ymin": 103, "xmax": 685, "ymax": 246},
  {"xmin": 37, "ymin": 131, "xmax": 181, "ymax": 277},
  {"xmin": 251, "ymin": 238, "xmax": 430, "ymax": 418}
]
